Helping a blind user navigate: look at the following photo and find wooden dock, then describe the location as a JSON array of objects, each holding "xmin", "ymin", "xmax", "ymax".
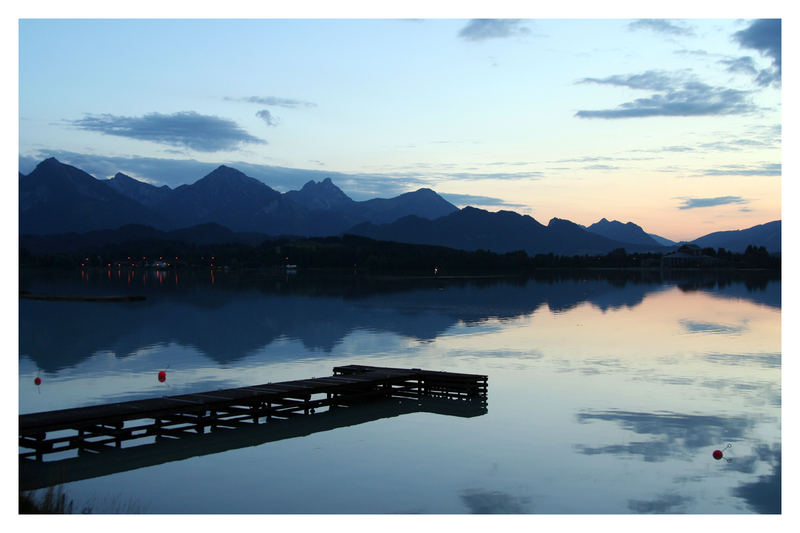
[{"xmin": 19, "ymin": 365, "xmax": 488, "ymax": 475}]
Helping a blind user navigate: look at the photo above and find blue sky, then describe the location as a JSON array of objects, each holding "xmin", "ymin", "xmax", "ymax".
[{"xmin": 15, "ymin": 4, "xmax": 786, "ymax": 241}]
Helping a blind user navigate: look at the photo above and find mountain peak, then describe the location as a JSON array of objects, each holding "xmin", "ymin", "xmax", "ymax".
[
  {"xmin": 586, "ymin": 218, "xmax": 660, "ymax": 247},
  {"xmin": 191, "ymin": 166, "xmax": 275, "ymax": 193},
  {"xmin": 34, "ymin": 157, "xmax": 65, "ymax": 172},
  {"xmin": 548, "ymin": 217, "xmax": 575, "ymax": 227},
  {"xmin": 112, "ymin": 172, "xmax": 135, "ymax": 181},
  {"xmin": 206, "ymin": 165, "xmax": 246, "ymax": 179},
  {"xmin": 301, "ymin": 177, "xmax": 340, "ymax": 191},
  {"xmin": 286, "ymin": 177, "xmax": 354, "ymax": 211}
]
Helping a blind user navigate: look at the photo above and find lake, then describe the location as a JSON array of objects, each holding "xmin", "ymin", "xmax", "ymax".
[{"xmin": 19, "ymin": 268, "xmax": 781, "ymax": 513}]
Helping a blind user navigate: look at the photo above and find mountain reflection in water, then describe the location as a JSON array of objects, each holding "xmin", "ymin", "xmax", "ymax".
[{"xmin": 20, "ymin": 269, "xmax": 779, "ymax": 372}]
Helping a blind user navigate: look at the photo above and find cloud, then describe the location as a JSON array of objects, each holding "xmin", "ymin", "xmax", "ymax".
[
  {"xmin": 458, "ymin": 19, "xmax": 529, "ymax": 41},
  {"xmin": 659, "ymin": 145, "xmax": 694, "ymax": 152},
  {"xmin": 699, "ymin": 163, "xmax": 781, "ymax": 176},
  {"xmin": 677, "ymin": 196, "xmax": 749, "ymax": 209},
  {"xmin": 575, "ymin": 409, "xmax": 753, "ymax": 461},
  {"xmin": 628, "ymin": 19, "xmax": 695, "ymax": 37},
  {"xmin": 632, "ymin": 134, "xmax": 778, "ymax": 155},
  {"xmin": 679, "ymin": 319, "xmax": 745, "ymax": 335},
  {"xmin": 256, "ymin": 109, "xmax": 279, "ymax": 126},
  {"xmin": 579, "ymin": 70, "xmax": 676, "ymax": 91},
  {"xmin": 448, "ymin": 171, "xmax": 543, "ymax": 180},
  {"xmin": 459, "ymin": 489, "xmax": 532, "ymax": 513},
  {"xmin": 69, "ymin": 111, "xmax": 266, "ymax": 152},
  {"xmin": 440, "ymin": 192, "xmax": 528, "ymax": 209},
  {"xmin": 701, "ymin": 352, "xmax": 781, "ymax": 369},
  {"xmin": 732, "ymin": 445, "xmax": 781, "ymax": 513},
  {"xmin": 583, "ymin": 164, "xmax": 619, "ymax": 170},
  {"xmin": 720, "ymin": 56, "xmax": 759, "ymax": 76},
  {"xmin": 227, "ymin": 96, "xmax": 316, "ymax": 108},
  {"xmin": 698, "ymin": 139, "xmax": 772, "ymax": 152},
  {"xmin": 576, "ymin": 73, "xmax": 754, "ymax": 118},
  {"xmin": 733, "ymin": 19, "xmax": 781, "ymax": 86},
  {"xmin": 675, "ymin": 49, "xmax": 711, "ymax": 57},
  {"xmin": 628, "ymin": 493, "xmax": 693, "ymax": 513}
]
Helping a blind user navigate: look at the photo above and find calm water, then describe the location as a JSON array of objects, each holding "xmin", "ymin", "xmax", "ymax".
[{"xmin": 19, "ymin": 269, "xmax": 781, "ymax": 513}]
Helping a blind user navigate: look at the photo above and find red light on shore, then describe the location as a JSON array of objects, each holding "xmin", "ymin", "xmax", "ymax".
[
  {"xmin": 158, "ymin": 370, "xmax": 166, "ymax": 383},
  {"xmin": 34, "ymin": 377, "xmax": 41, "ymax": 386}
]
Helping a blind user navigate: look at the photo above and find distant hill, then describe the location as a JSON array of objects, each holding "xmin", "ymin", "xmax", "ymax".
[
  {"xmin": 20, "ymin": 222, "xmax": 270, "ymax": 255},
  {"xmin": 19, "ymin": 158, "xmax": 163, "ymax": 234},
  {"xmin": 355, "ymin": 188, "xmax": 458, "ymax": 224},
  {"xmin": 348, "ymin": 206, "xmax": 665, "ymax": 257},
  {"xmin": 648, "ymin": 233, "xmax": 676, "ymax": 247},
  {"xmin": 689, "ymin": 220, "xmax": 781, "ymax": 253},
  {"xmin": 586, "ymin": 218, "xmax": 662, "ymax": 247},
  {"xmin": 106, "ymin": 172, "xmax": 172, "ymax": 208}
]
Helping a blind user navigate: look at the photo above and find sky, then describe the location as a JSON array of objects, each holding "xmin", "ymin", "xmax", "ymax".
[{"xmin": 15, "ymin": 5, "xmax": 786, "ymax": 242}]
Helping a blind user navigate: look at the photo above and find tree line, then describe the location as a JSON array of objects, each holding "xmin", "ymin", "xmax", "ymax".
[{"xmin": 19, "ymin": 235, "xmax": 780, "ymax": 273}]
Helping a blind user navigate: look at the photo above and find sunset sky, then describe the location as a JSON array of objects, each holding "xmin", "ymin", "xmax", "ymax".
[{"xmin": 16, "ymin": 5, "xmax": 785, "ymax": 241}]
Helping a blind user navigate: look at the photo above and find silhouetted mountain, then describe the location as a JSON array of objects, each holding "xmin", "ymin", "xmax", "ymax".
[
  {"xmin": 106, "ymin": 172, "xmax": 172, "ymax": 208},
  {"xmin": 349, "ymin": 207, "xmax": 665, "ymax": 256},
  {"xmin": 156, "ymin": 165, "xmax": 283, "ymax": 230},
  {"xmin": 20, "ymin": 223, "xmax": 270, "ymax": 254},
  {"xmin": 280, "ymin": 179, "xmax": 458, "ymax": 231},
  {"xmin": 586, "ymin": 218, "xmax": 661, "ymax": 247},
  {"xmin": 356, "ymin": 188, "xmax": 458, "ymax": 224},
  {"xmin": 688, "ymin": 221, "xmax": 781, "ymax": 253},
  {"xmin": 17, "ymin": 158, "xmax": 781, "ymax": 255},
  {"xmin": 648, "ymin": 233, "xmax": 676, "ymax": 247},
  {"xmin": 156, "ymin": 168, "xmax": 457, "ymax": 233},
  {"xmin": 20, "ymin": 158, "xmax": 460, "ymax": 236},
  {"xmin": 19, "ymin": 158, "xmax": 163, "ymax": 235},
  {"xmin": 284, "ymin": 177, "xmax": 356, "ymax": 211},
  {"xmin": 350, "ymin": 207, "xmax": 542, "ymax": 251}
]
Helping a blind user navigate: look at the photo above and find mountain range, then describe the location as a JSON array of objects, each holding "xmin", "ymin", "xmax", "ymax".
[{"xmin": 19, "ymin": 158, "xmax": 781, "ymax": 256}]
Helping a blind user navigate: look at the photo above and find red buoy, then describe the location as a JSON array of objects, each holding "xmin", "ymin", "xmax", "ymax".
[
  {"xmin": 34, "ymin": 377, "xmax": 42, "ymax": 386},
  {"xmin": 713, "ymin": 449, "xmax": 723, "ymax": 460},
  {"xmin": 158, "ymin": 370, "xmax": 166, "ymax": 383}
]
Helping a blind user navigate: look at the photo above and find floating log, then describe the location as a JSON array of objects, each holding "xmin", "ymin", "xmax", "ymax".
[{"xmin": 20, "ymin": 292, "xmax": 145, "ymax": 302}]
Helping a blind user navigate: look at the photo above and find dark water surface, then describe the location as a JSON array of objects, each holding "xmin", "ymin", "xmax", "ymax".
[{"xmin": 19, "ymin": 268, "xmax": 781, "ymax": 513}]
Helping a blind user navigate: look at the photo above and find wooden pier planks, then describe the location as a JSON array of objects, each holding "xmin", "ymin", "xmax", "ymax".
[{"xmin": 19, "ymin": 365, "xmax": 488, "ymax": 462}]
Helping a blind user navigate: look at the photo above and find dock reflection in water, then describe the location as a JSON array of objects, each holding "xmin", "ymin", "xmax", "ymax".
[{"xmin": 20, "ymin": 365, "xmax": 488, "ymax": 491}]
